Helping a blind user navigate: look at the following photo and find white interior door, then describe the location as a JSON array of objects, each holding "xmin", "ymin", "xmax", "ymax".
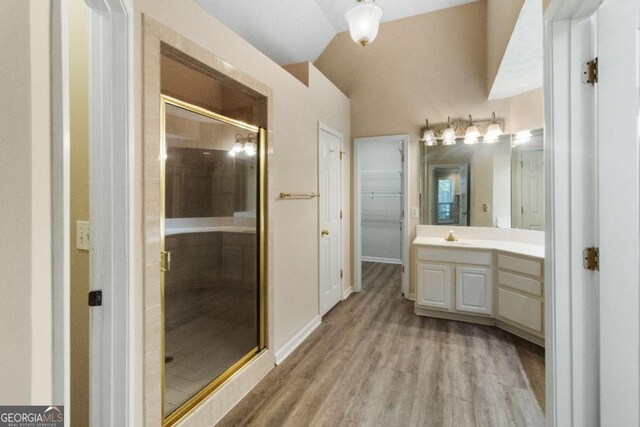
[
  {"xmin": 520, "ymin": 150, "xmax": 544, "ymax": 230},
  {"xmin": 319, "ymin": 126, "xmax": 342, "ymax": 316},
  {"xmin": 597, "ymin": 0, "xmax": 640, "ymax": 424}
]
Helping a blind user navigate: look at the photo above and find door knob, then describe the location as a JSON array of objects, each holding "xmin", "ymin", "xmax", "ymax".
[{"xmin": 321, "ymin": 229, "xmax": 329, "ymax": 236}]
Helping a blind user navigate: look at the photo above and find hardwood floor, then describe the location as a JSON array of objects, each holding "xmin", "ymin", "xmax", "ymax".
[{"xmin": 218, "ymin": 262, "xmax": 545, "ymax": 426}]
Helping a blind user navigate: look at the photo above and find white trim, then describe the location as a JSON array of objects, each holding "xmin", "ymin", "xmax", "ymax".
[
  {"xmin": 51, "ymin": 0, "xmax": 70, "ymax": 413},
  {"xmin": 544, "ymin": 1, "xmax": 601, "ymax": 425},
  {"xmin": 361, "ymin": 256, "xmax": 402, "ymax": 265},
  {"xmin": 354, "ymin": 135, "xmax": 410, "ymax": 297},
  {"xmin": 274, "ymin": 316, "xmax": 322, "ymax": 365},
  {"xmin": 85, "ymin": 0, "xmax": 133, "ymax": 425},
  {"xmin": 342, "ymin": 286, "xmax": 353, "ymax": 300}
]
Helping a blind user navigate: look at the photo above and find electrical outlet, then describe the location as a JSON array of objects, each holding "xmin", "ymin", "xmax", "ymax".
[
  {"xmin": 76, "ymin": 221, "xmax": 91, "ymax": 251},
  {"xmin": 410, "ymin": 207, "xmax": 419, "ymax": 218}
]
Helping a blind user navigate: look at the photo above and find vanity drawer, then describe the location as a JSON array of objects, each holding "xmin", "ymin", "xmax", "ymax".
[
  {"xmin": 497, "ymin": 254, "xmax": 542, "ymax": 277},
  {"xmin": 498, "ymin": 270, "xmax": 542, "ymax": 296},
  {"xmin": 497, "ymin": 288, "xmax": 543, "ymax": 333},
  {"xmin": 416, "ymin": 247, "xmax": 492, "ymax": 266}
]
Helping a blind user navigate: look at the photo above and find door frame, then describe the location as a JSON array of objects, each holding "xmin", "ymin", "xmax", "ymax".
[
  {"xmin": 545, "ymin": 0, "xmax": 600, "ymax": 424},
  {"xmin": 318, "ymin": 123, "xmax": 344, "ymax": 313},
  {"xmin": 353, "ymin": 135, "xmax": 410, "ymax": 297},
  {"xmin": 51, "ymin": 0, "xmax": 70, "ymax": 409},
  {"xmin": 84, "ymin": 0, "xmax": 135, "ymax": 425}
]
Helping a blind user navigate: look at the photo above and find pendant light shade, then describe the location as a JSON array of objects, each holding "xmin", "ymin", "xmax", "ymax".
[
  {"xmin": 464, "ymin": 115, "xmax": 479, "ymax": 144},
  {"xmin": 442, "ymin": 116, "xmax": 456, "ymax": 145},
  {"xmin": 346, "ymin": 0, "xmax": 383, "ymax": 47},
  {"xmin": 422, "ymin": 119, "xmax": 436, "ymax": 146}
]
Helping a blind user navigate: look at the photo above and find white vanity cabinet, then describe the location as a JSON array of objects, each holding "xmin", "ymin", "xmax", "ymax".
[
  {"xmin": 456, "ymin": 266, "xmax": 493, "ymax": 315},
  {"xmin": 416, "ymin": 262, "xmax": 452, "ymax": 310},
  {"xmin": 414, "ymin": 242, "xmax": 544, "ymax": 346},
  {"xmin": 415, "ymin": 247, "xmax": 494, "ymax": 316},
  {"xmin": 496, "ymin": 252, "xmax": 544, "ymax": 338}
]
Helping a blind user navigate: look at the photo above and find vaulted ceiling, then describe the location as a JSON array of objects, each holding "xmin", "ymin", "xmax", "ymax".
[{"xmin": 193, "ymin": 0, "xmax": 478, "ymax": 65}]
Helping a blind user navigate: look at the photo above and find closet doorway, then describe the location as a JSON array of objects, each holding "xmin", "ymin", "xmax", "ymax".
[{"xmin": 354, "ymin": 135, "xmax": 409, "ymax": 297}]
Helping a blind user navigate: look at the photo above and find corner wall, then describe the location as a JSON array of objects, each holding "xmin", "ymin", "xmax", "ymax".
[
  {"xmin": 69, "ymin": 0, "xmax": 91, "ymax": 424},
  {"xmin": 487, "ymin": 0, "xmax": 526, "ymax": 94}
]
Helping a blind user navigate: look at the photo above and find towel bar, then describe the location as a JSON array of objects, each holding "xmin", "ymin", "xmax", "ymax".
[{"xmin": 279, "ymin": 192, "xmax": 319, "ymax": 199}]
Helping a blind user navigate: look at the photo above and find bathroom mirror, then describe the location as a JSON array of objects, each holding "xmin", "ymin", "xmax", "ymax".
[
  {"xmin": 160, "ymin": 96, "xmax": 266, "ymax": 423},
  {"xmin": 419, "ymin": 128, "xmax": 543, "ymax": 230}
]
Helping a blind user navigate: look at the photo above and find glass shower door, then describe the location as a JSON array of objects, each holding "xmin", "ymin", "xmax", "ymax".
[{"xmin": 160, "ymin": 96, "xmax": 265, "ymax": 424}]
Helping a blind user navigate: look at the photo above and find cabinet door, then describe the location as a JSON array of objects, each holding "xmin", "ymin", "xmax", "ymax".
[
  {"xmin": 456, "ymin": 266, "xmax": 493, "ymax": 315},
  {"xmin": 416, "ymin": 262, "xmax": 452, "ymax": 310}
]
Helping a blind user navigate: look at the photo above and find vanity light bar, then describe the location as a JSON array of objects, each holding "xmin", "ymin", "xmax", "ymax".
[{"xmin": 420, "ymin": 113, "xmax": 504, "ymax": 146}]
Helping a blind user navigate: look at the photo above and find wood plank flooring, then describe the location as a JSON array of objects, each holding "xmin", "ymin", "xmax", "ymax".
[{"xmin": 217, "ymin": 262, "xmax": 545, "ymax": 426}]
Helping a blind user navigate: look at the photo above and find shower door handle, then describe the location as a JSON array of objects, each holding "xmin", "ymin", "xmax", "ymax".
[{"xmin": 161, "ymin": 250, "xmax": 171, "ymax": 272}]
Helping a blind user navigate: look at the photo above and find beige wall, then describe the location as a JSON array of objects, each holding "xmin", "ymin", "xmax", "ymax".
[
  {"xmin": 132, "ymin": 1, "xmax": 350, "ymax": 424},
  {"xmin": 487, "ymin": 0, "xmax": 525, "ymax": 94},
  {"xmin": 69, "ymin": 0, "xmax": 90, "ymax": 424},
  {"xmin": 283, "ymin": 62, "xmax": 310, "ymax": 86},
  {"xmin": 509, "ymin": 88, "xmax": 544, "ymax": 132},
  {"xmin": 0, "ymin": 0, "xmax": 53, "ymax": 405},
  {"xmin": 315, "ymin": 1, "xmax": 540, "ymax": 259}
]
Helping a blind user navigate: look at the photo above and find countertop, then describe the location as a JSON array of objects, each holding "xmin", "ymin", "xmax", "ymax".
[{"xmin": 413, "ymin": 236, "xmax": 544, "ymax": 259}]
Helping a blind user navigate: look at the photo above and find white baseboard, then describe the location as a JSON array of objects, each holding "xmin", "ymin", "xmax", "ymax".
[
  {"xmin": 361, "ymin": 256, "xmax": 402, "ymax": 265},
  {"xmin": 342, "ymin": 286, "xmax": 354, "ymax": 300},
  {"xmin": 406, "ymin": 292, "xmax": 415, "ymax": 301},
  {"xmin": 274, "ymin": 315, "xmax": 321, "ymax": 365}
]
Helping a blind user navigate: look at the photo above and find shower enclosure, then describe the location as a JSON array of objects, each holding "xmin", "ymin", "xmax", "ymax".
[{"xmin": 160, "ymin": 95, "xmax": 266, "ymax": 425}]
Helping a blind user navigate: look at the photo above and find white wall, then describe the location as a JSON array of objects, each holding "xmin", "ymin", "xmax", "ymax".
[{"xmin": 0, "ymin": 0, "xmax": 53, "ymax": 405}]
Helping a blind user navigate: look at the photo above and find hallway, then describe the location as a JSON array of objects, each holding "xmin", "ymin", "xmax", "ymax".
[{"xmin": 218, "ymin": 262, "xmax": 545, "ymax": 426}]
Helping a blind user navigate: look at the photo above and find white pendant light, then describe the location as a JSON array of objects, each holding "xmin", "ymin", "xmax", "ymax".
[
  {"xmin": 484, "ymin": 112, "xmax": 502, "ymax": 143},
  {"xmin": 345, "ymin": 0, "xmax": 383, "ymax": 47},
  {"xmin": 421, "ymin": 119, "xmax": 436, "ymax": 146},
  {"xmin": 464, "ymin": 115, "xmax": 479, "ymax": 144},
  {"xmin": 442, "ymin": 116, "xmax": 457, "ymax": 145}
]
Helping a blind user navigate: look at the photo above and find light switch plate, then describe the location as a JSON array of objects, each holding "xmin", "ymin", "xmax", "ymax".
[
  {"xmin": 411, "ymin": 207, "xmax": 419, "ymax": 218},
  {"xmin": 76, "ymin": 221, "xmax": 91, "ymax": 251}
]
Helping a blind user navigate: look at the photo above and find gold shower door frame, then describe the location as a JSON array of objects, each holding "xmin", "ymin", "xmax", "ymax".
[{"xmin": 160, "ymin": 95, "xmax": 267, "ymax": 427}]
